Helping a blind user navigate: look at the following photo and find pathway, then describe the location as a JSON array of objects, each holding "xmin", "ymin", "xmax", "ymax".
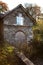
[{"xmin": 14, "ymin": 48, "xmax": 35, "ymax": 65}]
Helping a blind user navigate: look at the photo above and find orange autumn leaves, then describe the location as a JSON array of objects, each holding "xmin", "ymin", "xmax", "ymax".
[{"xmin": 0, "ymin": 1, "xmax": 9, "ymax": 12}]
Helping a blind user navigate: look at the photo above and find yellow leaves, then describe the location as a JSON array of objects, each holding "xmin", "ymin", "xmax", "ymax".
[
  {"xmin": 0, "ymin": 42, "xmax": 15, "ymax": 65},
  {"xmin": 36, "ymin": 18, "xmax": 43, "ymax": 30},
  {"xmin": 33, "ymin": 18, "xmax": 43, "ymax": 42},
  {"xmin": 37, "ymin": 34, "xmax": 41, "ymax": 41},
  {"xmin": 6, "ymin": 46, "xmax": 14, "ymax": 53},
  {"xmin": 0, "ymin": 54, "xmax": 6, "ymax": 59},
  {"xmin": 7, "ymin": 64, "xmax": 10, "ymax": 65}
]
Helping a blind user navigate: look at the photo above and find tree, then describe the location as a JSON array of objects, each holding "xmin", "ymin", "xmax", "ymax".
[
  {"xmin": 25, "ymin": 3, "xmax": 41, "ymax": 19},
  {"xmin": 0, "ymin": 1, "xmax": 9, "ymax": 44},
  {"xmin": 0, "ymin": 1, "xmax": 9, "ymax": 13},
  {"xmin": 33, "ymin": 16, "xmax": 43, "ymax": 42}
]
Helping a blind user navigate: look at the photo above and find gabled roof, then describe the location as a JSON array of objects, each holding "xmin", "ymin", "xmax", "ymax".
[{"xmin": 1, "ymin": 4, "xmax": 36, "ymax": 23}]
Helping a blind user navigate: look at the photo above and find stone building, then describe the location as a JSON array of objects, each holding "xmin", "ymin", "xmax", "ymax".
[{"xmin": 0, "ymin": 4, "xmax": 36, "ymax": 46}]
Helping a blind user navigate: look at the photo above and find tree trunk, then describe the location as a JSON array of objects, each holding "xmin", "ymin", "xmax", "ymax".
[{"xmin": 0, "ymin": 19, "xmax": 4, "ymax": 43}]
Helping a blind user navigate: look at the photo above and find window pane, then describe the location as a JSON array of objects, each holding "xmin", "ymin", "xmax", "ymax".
[{"xmin": 16, "ymin": 16, "xmax": 24, "ymax": 25}]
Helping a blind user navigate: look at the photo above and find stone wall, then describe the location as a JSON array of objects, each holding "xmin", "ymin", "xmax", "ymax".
[
  {"xmin": 4, "ymin": 25, "xmax": 33, "ymax": 46},
  {"xmin": 3, "ymin": 6, "xmax": 33, "ymax": 47}
]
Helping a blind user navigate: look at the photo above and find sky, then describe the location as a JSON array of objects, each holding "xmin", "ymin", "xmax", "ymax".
[{"xmin": 1, "ymin": 0, "xmax": 43, "ymax": 12}]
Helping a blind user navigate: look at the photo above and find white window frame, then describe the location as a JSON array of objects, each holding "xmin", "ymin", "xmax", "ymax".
[{"xmin": 16, "ymin": 13, "xmax": 24, "ymax": 25}]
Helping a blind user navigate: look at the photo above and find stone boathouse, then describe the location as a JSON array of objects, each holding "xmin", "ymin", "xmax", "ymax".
[{"xmin": 0, "ymin": 4, "xmax": 35, "ymax": 46}]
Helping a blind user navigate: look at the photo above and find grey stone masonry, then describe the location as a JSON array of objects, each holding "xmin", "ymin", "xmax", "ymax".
[
  {"xmin": 4, "ymin": 25, "xmax": 33, "ymax": 45},
  {"xmin": 3, "ymin": 4, "xmax": 35, "ymax": 46}
]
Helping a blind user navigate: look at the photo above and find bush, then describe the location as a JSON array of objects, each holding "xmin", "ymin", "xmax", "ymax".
[{"xmin": 0, "ymin": 41, "xmax": 27, "ymax": 65}]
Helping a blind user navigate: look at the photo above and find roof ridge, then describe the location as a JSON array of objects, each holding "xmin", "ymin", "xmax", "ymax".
[{"xmin": 3, "ymin": 4, "xmax": 36, "ymax": 23}]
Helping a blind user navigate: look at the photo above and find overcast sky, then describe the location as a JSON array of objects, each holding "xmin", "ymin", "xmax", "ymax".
[{"xmin": 1, "ymin": 0, "xmax": 43, "ymax": 12}]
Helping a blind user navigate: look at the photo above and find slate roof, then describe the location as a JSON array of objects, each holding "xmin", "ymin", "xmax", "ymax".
[{"xmin": 0, "ymin": 4, "xmax": 36, "ymax": 23}]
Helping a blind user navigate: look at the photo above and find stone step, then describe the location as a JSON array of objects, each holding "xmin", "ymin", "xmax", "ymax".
[{"xmin": 14, "ymin": 47, "xmax": 35, "ymax": 65}]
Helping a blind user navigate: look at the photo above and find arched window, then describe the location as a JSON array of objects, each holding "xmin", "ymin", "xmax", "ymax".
[{"xmin": 16, "ymin": 13, "xmax": 24, "ymax": 25}]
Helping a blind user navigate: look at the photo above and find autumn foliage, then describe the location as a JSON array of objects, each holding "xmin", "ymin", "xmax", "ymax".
[{"xmin": 0, "ymin": 1, "xmax": 9, "ymax": 12}]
